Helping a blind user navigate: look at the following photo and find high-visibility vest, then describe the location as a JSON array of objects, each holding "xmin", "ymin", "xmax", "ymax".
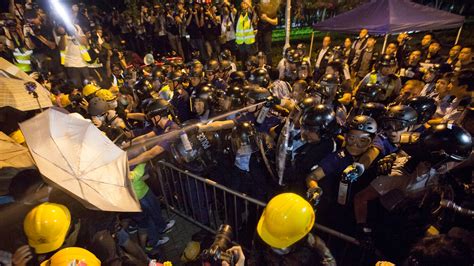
[
  {"xmin": 13, "ymin": 48, "xmax": 33, "ymax": 73},
  {"xmin": 235, "ymin": 13, "xmax": 255, "ymax": 45},
  {"xmin": 60, "ymin": 42, "xmax": 91, "ymax": 65}
]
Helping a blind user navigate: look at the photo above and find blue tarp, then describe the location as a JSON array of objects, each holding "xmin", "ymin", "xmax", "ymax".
[{"xmin": 313, "ymin": 0, "xmax": 464, "ymax": 34}]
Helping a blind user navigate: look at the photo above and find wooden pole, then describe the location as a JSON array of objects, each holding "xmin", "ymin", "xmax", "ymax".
[
  {"xmin": 308, "ymin": 31, "xmax": 315, "ymax": 60},
  {"xmin": 381, "ymin": 34, "xmax": 389, "ymax": 53},
  {"xmin": 455, "ymin": 25, "xmax": 463, "ymax": 45}
]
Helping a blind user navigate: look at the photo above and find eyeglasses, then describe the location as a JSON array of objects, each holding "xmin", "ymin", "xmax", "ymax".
[{"xmin": 346, "ymin": 133, "xmax": 372, "ymax": 148}]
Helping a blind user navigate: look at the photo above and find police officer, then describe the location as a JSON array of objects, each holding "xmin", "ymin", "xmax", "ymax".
[
  {"xmin": 318, "ymin": 73, "xmax": 348, "ymax": 126},
  {"xmin": 354, "ymin": 123, "xmax": 472, "ymax": 246},
  {"xmin": 357, "ymin": 54, "xmax": 402, "ymax": 104},
  {"xmin": 249, "ymin": 193, "xmax": 336, "ymax": 266},
  {"xmin": 205, "ymin": 59, "xmax": 229, "ymax": 91},
  {"xmin": 228, "ymin": 70, "xmax": 247, "ymax": 87},
  {"xmin": 188, "ymin": 68, "xmax": 205, "ymax": 95},
  {"xmin": 306, "ymin": 115, "xmax": 378, "ymax": 234},
  {"xmin": 281, "ymin": 104, "xmax": 340, "ymax": 195},
  {"xmin": 406, "ymin": 96, "xmax": 437, "ymax": 133},
  {"xmin": 127, "ymin": 98, "xmax": 180, "ymax": 166},
  {"xmin": 166, "ymin": 70, "xmax": 192, "ymax": 123},
  {"xmin": 190, "ymin": 83, "xmax": 217, "ymax": 121}
]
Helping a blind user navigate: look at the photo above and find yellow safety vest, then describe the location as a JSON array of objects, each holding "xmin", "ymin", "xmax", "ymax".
[
  {"xmin": 235, "ymin": 13, "xmax": 255, "ymax": 45},
  {"xmin": 13, "ymin": 48, "xmax": 33, "ymax": 73}
]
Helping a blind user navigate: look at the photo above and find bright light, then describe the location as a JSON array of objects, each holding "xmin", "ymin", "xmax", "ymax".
[{"xmin": 50, "ymin": 0, "xmax": 75, "ymax": 33}]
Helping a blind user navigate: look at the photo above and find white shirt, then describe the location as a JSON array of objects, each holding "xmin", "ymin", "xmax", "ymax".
[
  {"xmin": 55, "ymin": 24, "xmax": 88, "ymax": 68},
  {"xmin": 315, "ymin": 47, "xmax": 329, "ymax": 69}
]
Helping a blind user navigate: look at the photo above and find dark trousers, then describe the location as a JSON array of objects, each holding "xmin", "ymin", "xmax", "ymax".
[
  {"xmin": 237, "ymin": 43, "xmax": 256, "ymax": 63},
  {"xmin": 65, "ymin": 67, "xmax": 90, "ymax": 87},
  {"xmin": 189, "ymin": 38, "xmax": 207, "ymax": 61},
  {"xmin": 137, "ymin": 190, "xmax": 166, "ymax": 244},
  {"xmin": 257, "ymin": 30, "xmax": 273, "ymax": 65}
]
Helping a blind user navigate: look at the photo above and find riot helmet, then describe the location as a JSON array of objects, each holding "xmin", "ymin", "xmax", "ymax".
[
  {"xmin": 231, "ymin": 121, "xmax": 259, "ymax": 154},
  {"xmin": 88, "ymin": 97, "xmax": 108, "ymax": 116},
  {"xmin": 382, "ymin": 105, "xmax": 418, "ymax": 131},
  {"xmin": 205, "ymin": 59, "xmax": 220, "ymax": 74},
  {"xmin": 219, "ymin": 49, "xmax": 233, "ymax": 61},
  {"xmin": 145, "ymin": 98, "xmax": 174, "ymax": 121},
  {"xmin": 406, "ymin": 97, "xmax": 437, "ymax": 124},
  {"xmin": 248, "ymin": 68, "xmax": 271, "ymax": 88},
  {"xmin": 346, "ymin": 115, "xmax": 377, "ymax": 156},
  {"xmin": 229, "ymin": 71, "xmax": 246, "ymax": 86},
  {"xmin": 190, "ymin": 84, "xmax": 216, "ymax": 115},
  {"xmin": 356, "ymin": 102, "xmax": 387, "ymax": 125},
  {"xmin": 300, "ymin": 104, "xmax": 340, "ymax": 141},
  {"xmin": 421, "ymin": 123, "xmax": 472, "ymax": 163},
  {"xmin": 246, "ymin": 87, "xmax": 271, "ymax": 104},
  {"xmin": 355, "ymin": 83, "xmax": 383, "ymax": 104}
]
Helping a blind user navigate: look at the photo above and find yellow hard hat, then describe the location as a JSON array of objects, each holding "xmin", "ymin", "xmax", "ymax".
[
  {"xmin": 96, "ymin": 89, "xmax": 116, "ymax": 101},
  {"xmin": 40, "ymin": 247, "xmax": 101, "ymax": 266},
  {"xmin": 24, "ymin": 202, "xmax": 71, "ymax": 254},
  {"xmin": 82, "ymin": 84, "xmax": 100, "ymax": 97},
  {"xmin": 257, "ymin": 193, "xmax": 315, "ymax": 249},
  {"xmin": 59, "ymin": 94, "xmax": 71, "ymax": 107},
  {"xmin": 180, "ymin": 241, "xmax": 200, "ymax": 262}
]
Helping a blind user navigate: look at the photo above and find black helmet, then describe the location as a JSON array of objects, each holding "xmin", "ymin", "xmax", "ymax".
[
  {"xmin": 231, "ymin": 121, "xmax": 259, "ymax": 154},
  {"xmin": 245, "ymin": 56, "xmax": 258, "ymax": 69},
  {"xmin": 88, "ymin": 97, "xmax": 109, "ymax": 116},
  {"xmin": 286, "ymin": 49, "xmax": 303, "ymax": 64},
  {"xmin": 355, "ymin": 82, "xmax": 383, "ymax": 104},
  {"xmin": 153, "ymin": 69, "xmax": 166, "ymax": 83},
  {"xmin": 246, "ymin": 87, "xmax": 271, "ymax": 103},
  {"xmin": 300, "ymin": 104, "xmax": 340, "ymax": 138},
  {"xmin": 348, "ymin": 115, "xmax": 378, "ymax": 134},
  {"xmin": 220, "ymin": 60, "xmax": 232, "ymax": 72},
  {"xmin": 248, "ymin": 68, "xmax": 271, "ymax": 88},
  {"xmin": 320, "ymin": 73, "xmax": 340, "ymax": 86},
  {"xmin": 297, "ymin": 97, "xmax": 319, "ymax": 112},
  {"xmin": 191, "ymin": 83, "xmax": 216, "ymax": 111},
  {"xmin": 383, "ymin": 105, "xmax": 418, "ymax": 131},
  {"xmin": 227, "ymin": 85, "xmax": 246, "ymax": 109},
  {"xmin": 189, "ymin": 68, "xmax": 203, "ymax": 78},
  {"xmin": 421, "ymin": 123, "xmax": 472, "ymax": 162},
  {"xmin": 219, "ymin": 49, "xmax": 233, "ymax": 61},
  {"xmin": 229, "ymin": 71, "xmax": 246, "ymax": 85},
  {"xmin": 205, "ymin": 59, "xmax": 220, "ymax": 73},
  {"xmin": 285, "ymin": 48, "xmax": 296, "ymax": 61},
  {"xmin": 145, "ymin": 98, "xmax": 173, "ymax": 118},
  {"xmin": 379, "ymin": 54, "xmax": 397, "ymax": 67},
  {"xmin": 167, "ymin": 70, "xmax": 184, "ymax": 82},
  {"xmin": 406, "ymin": 97, "xmax": 437, "ymax": 124},
  {"xmin": 357, "ymin": 102, "xmax": 387, "ymax": 124},
  {"xmin": 298, "ymin": 60, "xmax": 311, "ymax": 72}
]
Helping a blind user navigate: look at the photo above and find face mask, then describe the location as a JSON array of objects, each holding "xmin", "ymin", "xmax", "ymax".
[
  {"xmin": 108, "ymin": 100, "xmax": 118, "ymax": 109},
  {"xmin": 271, "ymin": 247, "xmax": 291, "ymax": 255},
  {"xmin": 119, "ymin": 97, "xmax": 129, "ymax": 106},
  {"xmin": 95, "ymin": 114, "xmax": 106, "ymax": 122}
]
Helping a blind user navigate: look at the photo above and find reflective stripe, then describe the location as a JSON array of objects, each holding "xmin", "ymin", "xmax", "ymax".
[
  {"xmin": 60, "ymin": 50, "xmax": 65, "ymax": 65},
  {"xmin": 13, "ymin": 48, "xmax": 32, "ymax": 72},
  {"xmin": 236, "ymin": 13, "xmax": 255, "ymax": 45}
]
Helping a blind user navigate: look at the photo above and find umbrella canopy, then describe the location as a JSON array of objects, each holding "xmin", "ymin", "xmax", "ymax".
[
  {"xmin": 0, "ymin": 131, "xmax": 36, "ymax": 194},
  {"xmin": 313, "ymin": 0, "xmax": 464, "ymax": 34},
  {"xmin": 0, "ymin": 57, "xmax": 52, "ymax": 111},
  {"xmin": 19, "ymin": 109, "xmax": 141, "ymax": 212}
]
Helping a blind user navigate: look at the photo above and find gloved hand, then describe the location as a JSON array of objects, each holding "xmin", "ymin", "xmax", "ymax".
[
  {"xmin": 356, "ymin": 223, "xmax": 375, "ymax": 252},
  {"xmin": 342, "ymin": 162, "xmax": 364, "ymax": 182},
  {"xmin": 264, "ymin": 96, "xmax": 281, "ymax": 107},
  {"xmin": 307, "ymin": 186, "xmax": 323, "ymax": 206},
  {"xmin": 377, "ymin": 153, "xmax": 397, "ymax": 175}
]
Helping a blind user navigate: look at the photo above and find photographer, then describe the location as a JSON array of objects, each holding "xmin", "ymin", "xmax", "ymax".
[
  {"xmin": 3, "ymin": 16, "xmax": 35, "ymax": 73},
  {"xmin": 186, "ymin": 2, "xmax": 206, "ymax": 61},
  {"xmin": 23, "ymin": 8, "xmax": 57, "ymax": 75},
  {"xmin": 54, "ymin": 22, "xmax": 91, "ymax": 87},
  {"xmin": 202, "ymin": 3, "xmax": 221, "ymax": 59},
  {"xmin": 165, "ymin": 3, "xmax": 184, "ymax": 58}
]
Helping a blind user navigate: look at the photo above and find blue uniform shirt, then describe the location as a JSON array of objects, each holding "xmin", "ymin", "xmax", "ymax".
[{"xmin": 373, "ymin": 134, "xmax": 398, "ymax": 157}]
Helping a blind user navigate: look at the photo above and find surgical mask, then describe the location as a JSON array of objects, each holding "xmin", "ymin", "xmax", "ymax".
[
  {"xmin": 108, "ymin": 100, "xmax": 118, "ymax": 109},
  {"xmin": 119, "ymin": 97, "xmax": 129, "ymax": 106},
  {"xmin": 95, "ymin": 114, "xmax": 107, "ymax": 122}
]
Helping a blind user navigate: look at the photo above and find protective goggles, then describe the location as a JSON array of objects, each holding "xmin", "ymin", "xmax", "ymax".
[
  {"xmin": 382, "ymin": 119, "xmax": 410, "ymax": 131},
  {"xmin": 346, "ymin": 133, "xmax": 372, "ymax": 148}
]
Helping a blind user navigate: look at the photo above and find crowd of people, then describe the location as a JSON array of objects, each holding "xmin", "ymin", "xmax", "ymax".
[{"xmin": 0, "ymin": 0, "xmax": 473, "ymax": 265}]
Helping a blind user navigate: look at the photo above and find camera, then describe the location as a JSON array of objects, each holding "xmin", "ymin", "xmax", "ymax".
[
  {"xmin": 201, "ymin": 224, "xmax": 235, "ymax": 265},
  {"xmin": 69, "ymin": 92, "xmax": 84, "ymax": 105}
]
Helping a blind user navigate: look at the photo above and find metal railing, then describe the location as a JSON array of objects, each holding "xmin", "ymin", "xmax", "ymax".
[{"xmin": 151, "ymin": 160, "xmax": 381, "ymax": 265}]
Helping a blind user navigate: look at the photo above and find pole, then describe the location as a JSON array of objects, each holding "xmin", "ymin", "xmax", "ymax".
[
  {"xmin": 308, "ymin": 31, "xmax": 315, "ymax": 60},
  {"xmin": 283, "ymin": 0, "xmax": 292, "ymax": 53},
  {"xmin": 381, "ymin": 34, "xmax": 389, "ymax": 53},
  {"xmin": 455, "ymin": 25, "xmax": 463, "ymax": 45}
]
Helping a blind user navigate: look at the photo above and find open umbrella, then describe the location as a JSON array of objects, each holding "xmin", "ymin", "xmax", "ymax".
[
  {"xmin": 0, "ymin": 57, "xmax": 52, "ymax": 111},
  {"xmin": 19, "ymin": 108, "xmax": 141, "ymax": 212}
]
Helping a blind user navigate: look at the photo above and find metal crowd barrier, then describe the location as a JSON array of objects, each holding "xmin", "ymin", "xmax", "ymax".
[{"xmin": 151, "ymin": 160, "xmax": 380, "ymax": 265}]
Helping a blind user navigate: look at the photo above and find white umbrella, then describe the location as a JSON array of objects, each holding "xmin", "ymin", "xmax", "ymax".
[
  {"xmin": 19, "ymin": 108, "xmax": 141, "ymax": 212},
  {"xmin": 0, "ymin": 58, "xmax": 52, "ymax": 111}
]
